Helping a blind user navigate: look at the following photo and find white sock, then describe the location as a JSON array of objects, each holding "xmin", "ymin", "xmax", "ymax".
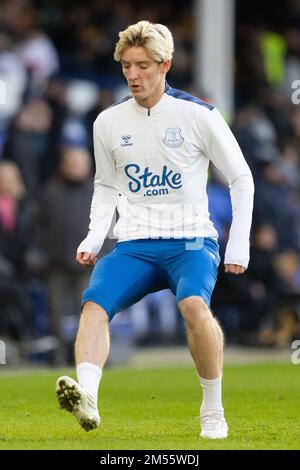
[
  {"xmin": 76, "ymin": 362, "xmax": 102, "ymax": 405},
  {"xmin": 199, "ymin": 376, "xmax": 223, "ymax": 415}
]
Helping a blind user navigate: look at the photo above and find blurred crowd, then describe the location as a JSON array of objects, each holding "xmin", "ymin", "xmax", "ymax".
[{"xmin": 0, "ymin": 0, "xmax": 299, "ymax": 364}]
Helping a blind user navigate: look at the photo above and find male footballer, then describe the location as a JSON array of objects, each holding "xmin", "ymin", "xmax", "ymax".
[{"xmin": 56, "ymin": 20, "xmax": 254, "ymax": 439}]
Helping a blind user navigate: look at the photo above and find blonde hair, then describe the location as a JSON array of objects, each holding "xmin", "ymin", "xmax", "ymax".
[{"xmin": 114, "ymin": 20, "xmax": 174, "ymax": 63}]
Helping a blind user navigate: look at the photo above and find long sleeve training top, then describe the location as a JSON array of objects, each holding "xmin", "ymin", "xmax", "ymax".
[{"xmin": 77, "ymin": 83, "xmax": 254, "ymax": 268}]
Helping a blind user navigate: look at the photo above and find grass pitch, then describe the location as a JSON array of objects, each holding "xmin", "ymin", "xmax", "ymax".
[{"xmin": 0, "ymin": 362, "xmax": 299, "ymax": 450}]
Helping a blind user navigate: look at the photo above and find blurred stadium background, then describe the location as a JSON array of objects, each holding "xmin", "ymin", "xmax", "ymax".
[{"xmin": 0, "ymin": 0, "xmax": 300, "ymax": 367}]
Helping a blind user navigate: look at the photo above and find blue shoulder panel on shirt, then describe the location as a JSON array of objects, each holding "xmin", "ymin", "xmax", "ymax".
[
  {"xmin": 165, "ymin": 84, "xmax": 214, "ymax": 110},
  {"xmin": 105, "ymin": 94, "xmax": 132, "ymax": 111}
]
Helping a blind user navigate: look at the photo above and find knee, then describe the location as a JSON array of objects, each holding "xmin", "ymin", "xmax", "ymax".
[
  {"xmin": 82, "ymin": 301, "xmax": 109, "ymax": 323},
  {"xmin": 178, "ymin": 296, "xmax": 212, "ymax": 325}
]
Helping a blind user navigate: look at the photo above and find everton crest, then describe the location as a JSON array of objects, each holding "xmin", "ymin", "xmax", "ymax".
[{"xmin": 163, "ymin": 127, "xmax": 184, "ymax": 148}]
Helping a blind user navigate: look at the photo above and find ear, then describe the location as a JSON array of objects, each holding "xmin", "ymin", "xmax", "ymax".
[{"xmin": 161, "ymin": 60, "xmax": 171, "ymax": 74}]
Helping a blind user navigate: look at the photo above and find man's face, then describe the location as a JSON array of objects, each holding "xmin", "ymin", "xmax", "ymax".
[{"xmin": 120, "ymin": 46, "xmax": 170, "ymax": 107}]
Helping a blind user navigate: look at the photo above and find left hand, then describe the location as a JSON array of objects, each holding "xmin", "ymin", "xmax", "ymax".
[
  {"xmin": 224, "ymin": 264, "xmax": 246, "ymax": 275},
  {"xmin": 76, "ymin": 252, "xmax": 98, "ymax": 266}
]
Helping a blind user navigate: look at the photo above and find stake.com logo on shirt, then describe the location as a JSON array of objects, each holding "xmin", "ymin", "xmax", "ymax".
[{"xmin": 124, "ymin": 163, "xmax": 182, "ymax": 197}]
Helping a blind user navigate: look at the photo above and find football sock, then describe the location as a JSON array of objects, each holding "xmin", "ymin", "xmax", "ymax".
[
  {"xmin": 76, "ymin": 362, "xmax": 102, "ymax": 406},
  {"xmin": 199, "ymin": 375, "xmax": 223, "ymax": 414}
]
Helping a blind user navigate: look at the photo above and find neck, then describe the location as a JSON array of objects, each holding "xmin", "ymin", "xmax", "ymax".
[{"xmin": 135, "ymin": 81, "xmax": 165, "ymax": 109}]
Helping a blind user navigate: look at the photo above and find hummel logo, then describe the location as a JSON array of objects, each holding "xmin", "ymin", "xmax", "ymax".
[{"xmin": 121, "ymin": 134, "xmax": 133, "ymax": 146}]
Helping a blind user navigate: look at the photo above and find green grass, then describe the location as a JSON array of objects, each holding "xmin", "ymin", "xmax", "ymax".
[{"xmin": 0, "ymin": 363, "xmax": 299, "ymax": 449}]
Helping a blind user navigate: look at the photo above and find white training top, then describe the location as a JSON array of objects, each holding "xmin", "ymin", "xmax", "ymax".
[{"xmin": 77, "ymin": 84, "xmax": 254, "ymax": 268}]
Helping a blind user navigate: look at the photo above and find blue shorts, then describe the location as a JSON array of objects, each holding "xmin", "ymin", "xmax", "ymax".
[{"xmin": 82, "ymin": 237, "xmax": 220, "ymax": 320}]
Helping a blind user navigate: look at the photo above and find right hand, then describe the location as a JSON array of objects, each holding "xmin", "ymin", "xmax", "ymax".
[{"xmin": 76, "ymin": 252, "xmax": 97, "ymax": 266}]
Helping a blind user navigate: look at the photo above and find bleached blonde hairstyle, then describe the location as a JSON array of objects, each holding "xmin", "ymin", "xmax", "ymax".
[{"xmin": 114, "ymin": 20, "xmax": 174, "ymax": 63}]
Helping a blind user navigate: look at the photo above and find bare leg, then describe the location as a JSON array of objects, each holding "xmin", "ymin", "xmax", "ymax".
[
  {"xmin": 55, "ymin": 301, "xmax": 108, "ymax": 430},
  {"xmin": 178, "ymin": 296, "xmax": 223, "ymax": 379},
  {"xmin": 178, "ymin": 296, "xmax": 228, "ymax": 438},
  {"xmin": 75, "ymin": 301, "xmax": 110, "ymax": 368}
]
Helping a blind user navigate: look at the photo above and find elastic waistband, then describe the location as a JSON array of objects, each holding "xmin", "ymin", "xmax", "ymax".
[{"xmin": 117, "ymin": 236, "xmax": 218, "ymax": 245}]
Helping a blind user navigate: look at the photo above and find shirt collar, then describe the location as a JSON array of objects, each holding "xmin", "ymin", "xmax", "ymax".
[{"xmin": 132, "ymin": 82, "xmax": 169, "ymax": 114}]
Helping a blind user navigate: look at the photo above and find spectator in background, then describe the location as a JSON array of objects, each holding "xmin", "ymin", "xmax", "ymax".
[
  {"xmin": 232, "ymin": 105, "xmax": 281, "ymax": 176},
  {"xmin": 129, "ymin": 290, "xmax": 180, "ymax": 345},
  {"xmin": 0, "ymin": 160, "xmax": 35, "ymax": 279},
  {"xmin": 4, "ymin": 97, "xmax": 53, "ymax": 196},
  {"xmin": 0, "ymin": 31, "xmax": 27, "ymax": 147},
  {"xmin": 9, "ymin": 0, "xmax": 59, "ymax": 93},
  {"xmin": 259, "ymin": 249, "xmax": 300, "ymax": 347},
  {"xmin": 37, "ymin": 146, "xmax": 93, "ymax": 363},
  {"xmin": 0, "ymin": 160, "xmax": 35, "ymax": 340},
  {"xmin": 246, "ymin": 224, "xmax": 281, "ymax": 339},
  {"xmin": 254, "ymin": 160, "xmax": 298, "ymax": 250}
]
